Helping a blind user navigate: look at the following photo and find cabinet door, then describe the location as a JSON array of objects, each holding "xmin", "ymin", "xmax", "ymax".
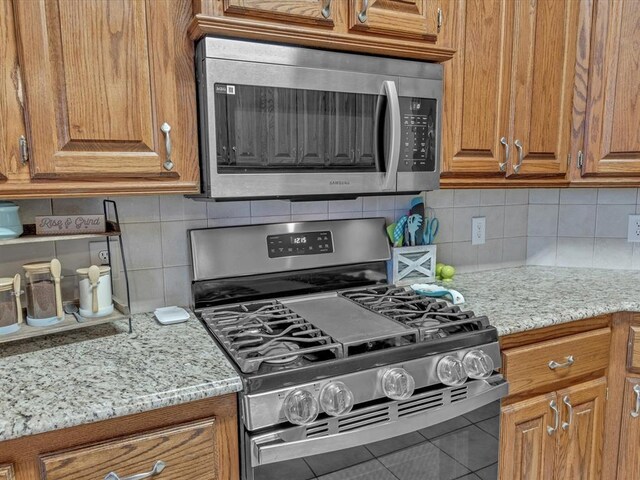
[
  {"xmin": 350, "ymin": 0, "xmax": 438, "ymax": 40},
  {"xmin": 13, "ymin": 0, "xmax": 197, "ymax": 180},
  {"xmin": 0, "ymin": 465, "xmax": 15, "ymax": 480},
  {"xmin": 617, "ymin": 378, "xmax": 640, "ymax": 479},
  {"xmin": 328, "ymin": 92, "xmax": 356, "ymax": 166},
  {"xmin": 506, "ymin": 0, "xmax": 578, "ymax": 178},
  {"xmin": 499, "ymin": 392, "xmax": 557, "ymax": 480},
  {"xmin": 583, "ymin": 0, "xmax": 640, "ymax": 176},
  {"xmin": 0, "ymin": 0, "xmax": 27, "ymax": 185},
  {"xmin": 297, "ymin": 90, "xmax": 328, "ymax": 166},
  {"xmin": 555, "ymin": 378, "xmax": 606, "ymax": 480},
  {"xmin": 442, "ymin": 0, "xmax": 514, "ymax": 175},
  {"xmin": 224, "ymin": 0, "xmax": 334, "ymax": 26}
]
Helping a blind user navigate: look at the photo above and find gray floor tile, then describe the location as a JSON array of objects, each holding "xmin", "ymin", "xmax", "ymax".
[
  {"xmin": 306, "ymin": 446, "xmax": 374, "ymax": 477},
  {"xmin": 475, "ymin": 462, "xmax": 498, "ymax": 480},
  {"xmin": 463, "ymin": 401, "xmax": 501, "ymax": 423},
  {"xmin": 419, "ymin": 416, "xmax": 472, "ymax": 439},
  {"xmin": 366, "ymin": 431, "xmax": 427, "ymax": 457},
  {"xmin": 317, "ymin": 459, "xmax": 396, "ymax": 480},
  {"xmin": 254, "ymin": 458, "xmax": 316, "ymax": 480},
  {"xmin": 476, "ymin": 415, "xmax": 500, "ymax": 439},
  {"xmin": 380, "ymin": 442, "xmax": 470, "ymax": 480},
  {"xmin": 431, "ymin": 425, "xmax": 499, "ymax": 471}
]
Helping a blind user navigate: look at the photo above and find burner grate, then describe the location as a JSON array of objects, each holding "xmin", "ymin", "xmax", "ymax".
[
  {"xmin": 201, "ymin": 300, "xmax": 343, "ymax": 373},
  {"xmin": 341, "ymin": 286, "xmax": 489, "ymax": 341}
]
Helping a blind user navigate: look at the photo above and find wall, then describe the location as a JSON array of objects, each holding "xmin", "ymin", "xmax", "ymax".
[
  {"xmin": 526, "ymin": 188, "xmax": 640, "ymax": 269},
  {"xmin": 3, "ymin": 191, "xmax": 528, "ymax": 313}
]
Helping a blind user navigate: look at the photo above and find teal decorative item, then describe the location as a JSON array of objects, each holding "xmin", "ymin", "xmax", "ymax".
[{"xmin": 0, "ymin": 201, "xmax": 23, "ymax": 239}]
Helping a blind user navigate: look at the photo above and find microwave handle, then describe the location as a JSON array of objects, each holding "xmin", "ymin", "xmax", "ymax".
[{"xmin": 379, "ymin": 80, "xmax": 401, "ymax": 191}]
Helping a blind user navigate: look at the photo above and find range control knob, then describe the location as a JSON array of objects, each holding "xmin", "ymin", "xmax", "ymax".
[
  {"xmin": 283, "ymin": 389, "xmax": 319, "ymax": 426},
  {"xmin": 463, "ymin": 350, "xmax": 495, "ymax": 379},
  {"xmin": 437, "ymin": 355, "xmax": 468, "ymax": 387},
  {"xmin": 381, "ymin": 368, "xmax": 415, "ymax": 400},
  {"xmin": 320, "ymin": 381, "xmax": 355, "ymax": 416}
]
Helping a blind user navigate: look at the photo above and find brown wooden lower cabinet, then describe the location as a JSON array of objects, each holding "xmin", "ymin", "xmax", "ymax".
[
  {"xmin": 0, "ymin": 465, "xmax": 15, "ymax": 480},
  {"xmin": 617, "ymin": 378, "xmax": 640, "ymax": 479}
]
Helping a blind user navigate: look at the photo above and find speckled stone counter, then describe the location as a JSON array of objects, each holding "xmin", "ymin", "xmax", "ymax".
[
  {"xmin": 445, "ymin": 266, "xmax": 640, "ymax": 337},
  {"xmin": 0, "ymin": 313, "xmax": 241, "ymax": 442}
]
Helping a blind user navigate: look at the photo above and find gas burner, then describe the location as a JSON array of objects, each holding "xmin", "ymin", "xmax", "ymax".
[
  {"xmin": 341, "ymin": 286, "xmax": 489, "ymax": 341},
  {"xmin": 201, "ymin": 300, "xmax": 343, "ymax": 373}
]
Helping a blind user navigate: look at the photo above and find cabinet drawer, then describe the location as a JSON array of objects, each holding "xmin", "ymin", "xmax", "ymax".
[
  {"xmin": 40, "ymin": 419, "xmax": 217, "ymax": 480},
  {"xmin": 628, "ymin": 325, "xmax": 640, "ymax": 373},
  {"xmin": 0, "ymin": 464, "xmax": 15, "ymax": 480},
  {"xmin": 503, "ymin": 328, "xmax": 610, "ymax": 396}
]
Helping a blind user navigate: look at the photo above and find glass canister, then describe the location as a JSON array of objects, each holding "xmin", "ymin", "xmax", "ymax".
[
  {"xmin": 23, "ymin": 262, "xmax": 62, "ymax": 326},
  {"xmin": 0, "ymin": 276, "xmax": 22, "ymax": 335}
]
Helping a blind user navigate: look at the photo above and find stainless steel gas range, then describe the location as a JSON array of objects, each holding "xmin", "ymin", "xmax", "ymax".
[{"xmin": 190, "ymin": 218, "xmax": 508, "ymax": 479}]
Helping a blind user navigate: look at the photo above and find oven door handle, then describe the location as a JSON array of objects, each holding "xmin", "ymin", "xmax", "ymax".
[
  {"xmin": 379, "ymin": 80, "xmax": 401, "ymax": 192},
  {"xmin": 249, "ymin": 376, "xmax": 508, "ymax": 467}
]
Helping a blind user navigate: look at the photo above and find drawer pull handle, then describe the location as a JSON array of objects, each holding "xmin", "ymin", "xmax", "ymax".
[
  {"xmin": 632, "ymin": 385, "xmax": 640, "ymax": 418},
  {"xmin": 547, "ymin": 400, "xmax": 559, "ymax": 435},
  {"xmin": 548, "ymin": 355, "xmax": 574, "ymax": 370},
  {"xmin": 104, "ymin": 461, "xmax": 166, "ymax": 480},
  {"xmin": 358, "ymin": 0, "xmax": 368, "ymax": 22},
  {"xmin": 562, "ymin": 395, "xmax": 573, "ymax": 430},
  {"xmin": 160, "ymin": 122, "xmax": 174, "ymax": 171}
]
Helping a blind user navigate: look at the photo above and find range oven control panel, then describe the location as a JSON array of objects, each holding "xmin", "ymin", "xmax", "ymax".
[
  {"xmin": 398, "ymin": 97, "xmax": 437, "ymax": 173},
  {"xmin": 267, "ymin": 231, "xmax": 334, "ymax": 258}
]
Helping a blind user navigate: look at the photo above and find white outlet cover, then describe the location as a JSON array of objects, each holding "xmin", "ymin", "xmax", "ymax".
[
  {"xmin": 627, "ymin": 215, "xmax": 640, "ymax": 243},
  {"xmin": 89, "ymin": 240, "xmax": 110, "ymax": 265},
  {"xmin": 471, "ymin": 216, "xmax": 486, "ymax": 246}
]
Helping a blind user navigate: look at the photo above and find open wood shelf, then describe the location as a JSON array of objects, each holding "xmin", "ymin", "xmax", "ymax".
[{"xmin": 0, "ymin": 221, "xmax": 121, "ymax": 246}]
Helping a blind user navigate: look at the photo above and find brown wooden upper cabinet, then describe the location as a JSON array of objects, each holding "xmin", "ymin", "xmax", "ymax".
[
  {"xmin": 443, "ymin": 0, "xmax": 578, "ymax": 181},
  {"xmin": 349, "ymin": 0, "xmax": 440, "ymax": 41},
  {"xmin": 2, "ymin": 0, "xmax": 199, "ymax": 197},
  {"xmin": 580, "ymin": 0, "xmax": 640, "ymax": 178}
]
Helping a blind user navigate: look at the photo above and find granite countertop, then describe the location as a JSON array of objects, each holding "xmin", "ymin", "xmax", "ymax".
[
  {"xmin": 0, "ymin": 313, "xmax": 242, "ymax": 442},
  {"xmin": 445, "ymin": 266, "xmax": 640, "ymax": 336}
]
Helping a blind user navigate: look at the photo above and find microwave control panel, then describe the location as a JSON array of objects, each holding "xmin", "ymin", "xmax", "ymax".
[
  {"xmin": 398, "ymin": 97, "xmax": 437, "ymax": 172},
  {"xmin": 267, "ymin": 231, "xmax": 334, "ymax": 258}
]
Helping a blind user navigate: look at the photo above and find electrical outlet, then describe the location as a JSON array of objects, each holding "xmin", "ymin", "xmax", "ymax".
[
  {"xmin": 471, "ymin": 216, "xmax": 486, "ymax": 245},
  {"xmin": 89, "ymin": 241, "xmax": 110, "ymax": 265},
  {"xmin": 628, "ymin": 215, "xmax": 640, "ymax": 242}
]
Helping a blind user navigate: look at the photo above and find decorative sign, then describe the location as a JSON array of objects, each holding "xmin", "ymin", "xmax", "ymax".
[{"xmin": 35, "ymin": 215, "xmax": 106, "ymax": 235}]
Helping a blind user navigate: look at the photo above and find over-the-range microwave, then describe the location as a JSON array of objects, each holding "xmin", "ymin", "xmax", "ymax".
[{"xmin": 194, "ymin": 37, "xmax": 442, "ymax": 200}]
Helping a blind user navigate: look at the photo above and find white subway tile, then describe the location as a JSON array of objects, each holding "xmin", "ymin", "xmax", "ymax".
[
  {"xmin": 372, "ymin": 210, "xmax": 397, "ymax": 226},
  {"xmin": 435, "ymin": 243, "xmax": 453, "ymax": 266},
  {"xmin": 505, "ymin": 189, "xmax": 529, "ymax": 205},
  {"xmin": 163, "ymin": 266, "xmax": 192, "ymax": 307},
  {"xmin": 480, "ymin": 189, "xmax": 506, "ymax": 206},
  {"xmin": 556, "ymin": 237, "xmax": 594, "ymax": 267},
  {"xmin": 557, "ymin": 204, "xmax": 596, "ymax": 237},
  {"xmin": 129, "ymin": 268, "xmax": 165, "ymax": 313},
  {"xmin": 207, "ymin": 201, "xmax": 250, "ymax": 218},
  {"xmin": 527, "ymin": 205, "xmax": 558, "ymax": 236},
  {"xmin": 502, "ymin": 237, "xmax": 527, "ymax": 267},
  {"xmin": 425, "ymin": 190, "xmax": 454, "ymax": 208},
  {"xmin": 478, "ymin": 239, "xmax": 503, "ymax": 271},
  {"xmin": 362, "ymin": 196, "xmax": 395, "ymax": 212},
  {"xmin": 13, "ymin": 199, "xmax": 52, "ymax": 223},
  {"xmin": 451, "ymin": 241, "xmax": 478, "ymax": 272},
  {"xmin": 479, "ymin": 206, "xmax": 505, "ymax": 240},
  {"xmin": 328, "ymin": 211, "xmax": 364, "ymax": 220},
  {"xmin": 291, "ymin": 213, "xmax": 330, "ymax": 222},
  {"xmin": 453, "ymin": 189, "xmax": 481, "ymax": 207},
  {"xmin": 529, "ymin": 188, "xmax": 560, "ymax": 204},
  {"xmin": 291, "ymin": 201, "xmax": 328, "ymax": 215},
  {"xmin": 251, "ymin": 215, "xmax": 292, "ymax": 224},
  {"xmin": 593, "ymin": 238, "xmax": 633, "ymax": 269},
  {"xmin": 328, "ymin": 198, "xmax": 363, "ymax": 213},
  {"xmin": 52, "ymin": 197, "xmax": 105, "ymax": 215},
  {"xmin": 113, "ymin": 196, "xmax": 160, "ymax": 224},
  {"xmin": 595, "ymin": 205, "xmax": 636, "ymax": 238},
  {"xmin": 121, "ymin": 223, "xmax": 162, "ymax": 269},
  {"xmin": 394, "ymin": 195, "xmax": 415, "ymax": 211},
  {"xmin": 208, "ymin": 217, "xmax": 250, "ymax": 227},
  {"xmin": 504, "ymin": 205, "xmax": 528, "ymax": 237},
  {"xmin": 0, "ymin": 242, "xmax": 56, "ymax": 277},
  {"xmin": 526, "ymin": 236, "xmax": 557, "ymax": 266},
  {"xmin": 452, "ymin": 207, "xmax": 480, "ymax": 242},
  {"xmin": 432, "ymin": 208, "xmax": 453, "ymax": 244},
  {"xmin": 559, "ymin": 188, "xmax": 597, "ymax": 205},
  {"xmin": 54, "ymin": 239, "xmax": 92, "ymax": 275},
  {"xmin": 161, "ymin": 220, "xmax": 206, "ymax": 267},
  {"xmin": 159, "ymin": 196, "xmax": 207, "ymax": 221},
  {"xmin": 251, "ymin": 200, "xmax": 291, "ymax": 216},
  {"xmin": 597, "ymin": 188, "xmax": 637, "ymax": 205}
]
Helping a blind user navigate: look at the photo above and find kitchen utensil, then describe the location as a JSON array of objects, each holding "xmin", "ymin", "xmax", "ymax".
[
  {"xmin": 393, "ymin": 216, "xmax": 408, "ymax": 247},
  {"xmin": 50, "ymin": 259, "xmax": 63, "ymax": 320},
  {"xmin": 0, "ymin": 277, "xmax": 21, "ymax": 335},
  {"xmin": 423, "ymin": 209, "xmax": 440, "ymax": 245},
  {"xmin": 407, "ymin": 214, "xmax": 423, "ymax": 246},
  {"xmin": 88, "ymin": 265, "xmax": 101, "ymax": 314},
  {"xmin": 154, "ymin": 306, "xmax": 190, "ymax": 325},
  {"xmin": 0, "ymin": 201, "xmax": 23, "ymax": 239},
  {"xmin": 77, "ymin": 266, "xmax": 114, "ymax": 318},
  {"xmin": 409, "ymin": 199, "xmax": 426, "ymax": 245},
  {"xmin": 13, "ymin": 274, "xmax": 22, "ymax": 325},
  {"xmin": 63, "ymin": 303, "xmax": 84, "ymax": 323},
  {"xmin": 411, "ymin": 283, "xmax": 465, "ymax": 305},
  {"xmin": 23, "ymin": 261, "xmax": 61, "ymax": 326},
  {"xmin": 386, "ymin": 223, "xmax": 396, "ymax": 244}
]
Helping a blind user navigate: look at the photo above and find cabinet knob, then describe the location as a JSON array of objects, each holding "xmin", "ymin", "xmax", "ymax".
[
  {"xmin": 548, "ymin": 355, "xmax": 574, "ymax": 370},
  {"xmin": 358, "ymin": 0, "xmax": 369, "ymax": 23},
  {"xmin": 160, "ymin": 123, "xmax": 174, "ymax": 171},
  {"xmin": 104, "ymin": 460, "xmax": 166, "ymax": 480},
  {"xmin": 632, "ymin": 384, "xmax": 640, "ymax": 418}
]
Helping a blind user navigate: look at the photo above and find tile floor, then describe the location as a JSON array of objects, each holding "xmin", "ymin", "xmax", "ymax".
[{"xmin": 254, "ymin": 402, "xmax": 500, "ymax": 480}]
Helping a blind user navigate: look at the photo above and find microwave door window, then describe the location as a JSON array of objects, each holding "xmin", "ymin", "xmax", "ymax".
[
  {"xmin": 265, "ymin": 88, "xmax": 297, "ymax": 165},
  {"xmin": 355, "ymin": 94, "xmax": 376, "ymax": 167}
]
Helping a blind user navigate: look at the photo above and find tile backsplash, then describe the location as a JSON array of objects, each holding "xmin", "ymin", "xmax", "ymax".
[{"xmin": 526, "ymin": 188, "xmax": 640, "ymax": 270}]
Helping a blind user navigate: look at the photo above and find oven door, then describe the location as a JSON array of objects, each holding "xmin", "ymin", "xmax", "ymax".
[
  {"xmin": 243, "ymin": 376, "xmax": 507, "ymax": 480},
  {"xmin": 199, "ymin": 57, "xmax": 439, "ymax": 199}
]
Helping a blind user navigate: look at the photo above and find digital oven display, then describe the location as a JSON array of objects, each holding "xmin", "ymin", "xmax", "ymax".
[{"xmin": 267, "ymin": 231, "xmax": 333, "ymax": 258}]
